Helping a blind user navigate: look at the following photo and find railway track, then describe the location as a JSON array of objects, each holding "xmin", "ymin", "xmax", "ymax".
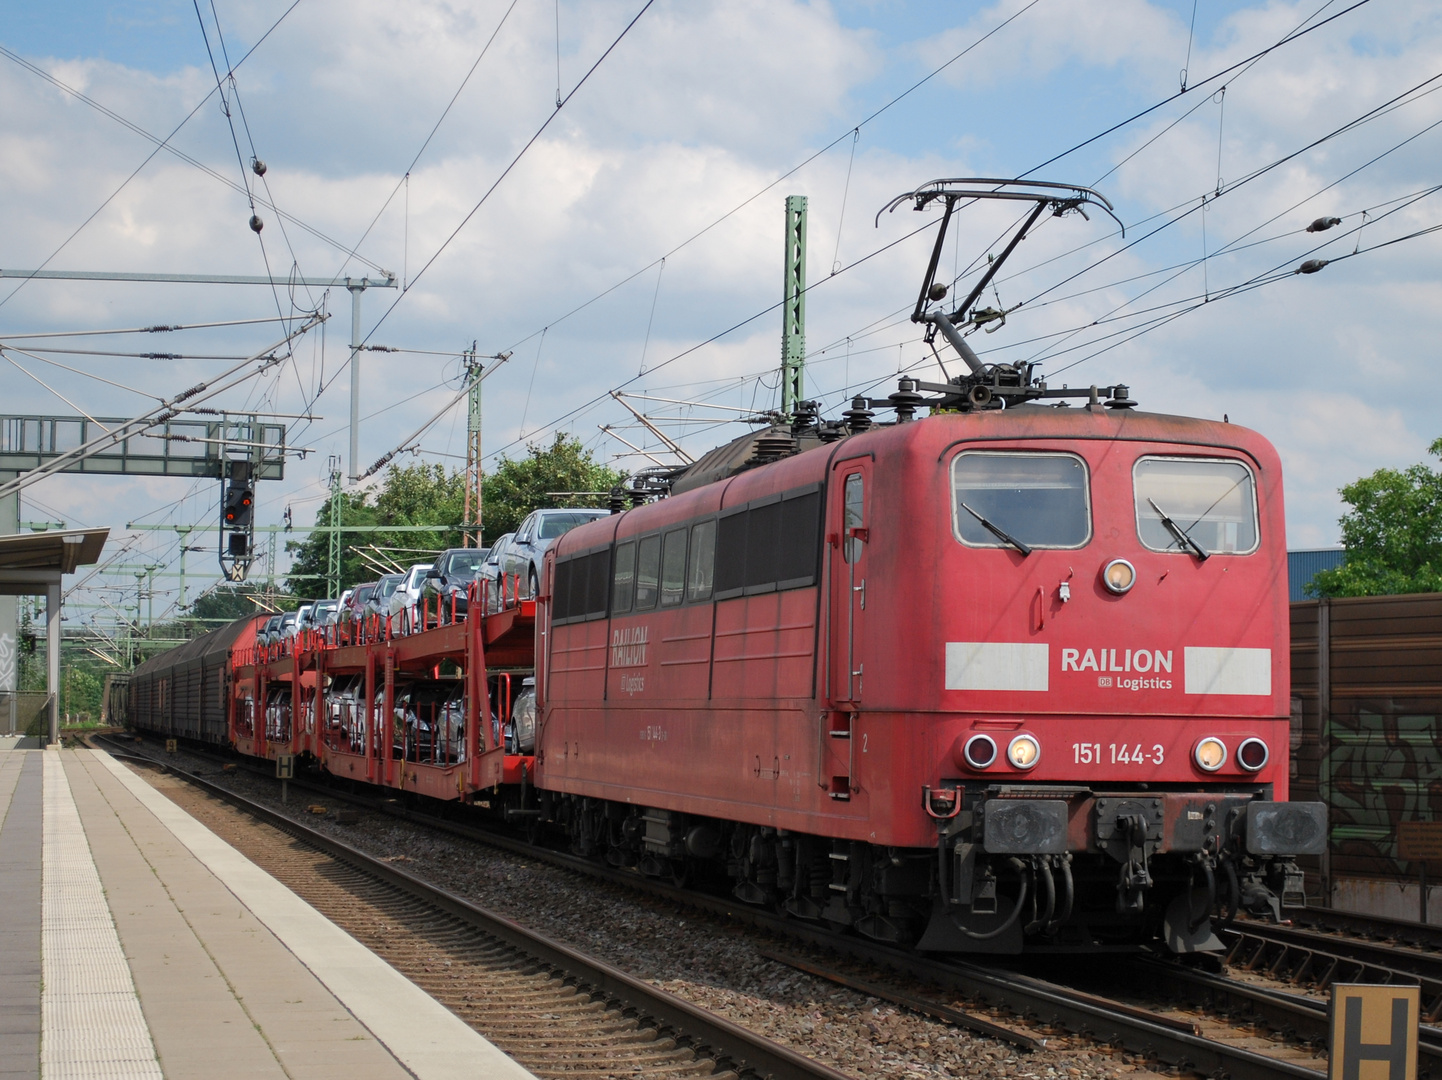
[
  {"xmin": 1222, "ymin": 919, "xmax": 1442, "ymax": 1019},
  {"xmin": 98, "ymin": 745, "xmax": 853, "ymax": 1080},
  {"xmin": 1121, "ymin": 956, "xmax": 1442, "ymax": 1074},
  {"xmin": 101, "ymin": 735, "xmax": 1332, "ymax": 1080},
  {"xmin": 1291, "ymin": 905, "xmax": 1442, "ymax": 952}
]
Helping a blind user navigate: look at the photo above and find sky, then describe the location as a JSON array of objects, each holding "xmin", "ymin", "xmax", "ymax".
[{"xmin": 2, "ymin": 0, "xmax": 1440, "ymax": 632}]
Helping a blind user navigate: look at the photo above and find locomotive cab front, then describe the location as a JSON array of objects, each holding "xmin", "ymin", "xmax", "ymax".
[{"xmin": 844, "ymin": 405, "xmax": 1325, "ymax": 952}]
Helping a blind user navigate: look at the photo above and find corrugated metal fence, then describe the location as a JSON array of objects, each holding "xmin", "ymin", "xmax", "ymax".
[{"xmin": 1292, "ymin": 593, "xmax": 1442, "ymax": 915}]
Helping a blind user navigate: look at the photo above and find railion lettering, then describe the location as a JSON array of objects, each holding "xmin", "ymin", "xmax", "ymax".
[
  {"xmin": 1061, "ymin": 648, "xmax": 1173, "ymax": 674},
  {"xmin": 611, "ymin": 625, "xmax": 649, "ymax": 668}
]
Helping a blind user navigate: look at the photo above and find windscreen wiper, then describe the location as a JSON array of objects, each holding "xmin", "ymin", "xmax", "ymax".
[
  {"xmin": 959, "ymin": 501, "xmax": 1032, "ymax": 556},
  {"xmin": 1148, "ymin": 498, "xmax": 1209, "ymax": 561}
]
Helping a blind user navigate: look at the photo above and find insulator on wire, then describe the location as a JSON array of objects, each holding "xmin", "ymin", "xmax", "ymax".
[
  {"xmin": 1305, "ymin": 216, "xmax": 1341, "ymax": 233},
  {"xmin": 251, "ymin": 158, "xmax": 267, "ymax": 177},
  {"xmin": 1296, "ymin": 259, "xmax": 1330, "ymax": 275},
  {"xmin": 249, "ymin": 215, "xmax": 264, "ymax": 233}
]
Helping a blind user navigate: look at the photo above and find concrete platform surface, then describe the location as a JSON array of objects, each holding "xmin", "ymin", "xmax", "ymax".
[{"xmin": 0, "ymin": 745, "xmax": 536, "ymax": 1080}]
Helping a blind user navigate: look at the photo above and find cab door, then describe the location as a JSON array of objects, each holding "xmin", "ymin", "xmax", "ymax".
[{"xmin": 829, "ymin": 461, "xmax": 870, "ymax": 703}]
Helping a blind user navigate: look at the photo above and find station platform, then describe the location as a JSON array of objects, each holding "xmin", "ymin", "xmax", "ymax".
[{"xmin": 0, "ymin": 745, "xmax": 535, "ymax": 1080}]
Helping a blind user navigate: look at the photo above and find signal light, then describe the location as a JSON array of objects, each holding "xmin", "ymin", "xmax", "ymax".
[
  {"xmin": 1007, "ymin": 734, "xmax": 1040, "ymax": 770},
  {"xmin": 961, "ymin": 733, "xmax": 997, "ymax": 770},
  {"xmin": 1237, "ymin": 737, "xmax": 1269, "ymax": 772},
  {"xmin": 1193, "ymin": 736, "xmax": 1227, "ymax": 772},
  {"xmin": 223, "ymin": 485, "xmax": 255, "ymax": 527}
]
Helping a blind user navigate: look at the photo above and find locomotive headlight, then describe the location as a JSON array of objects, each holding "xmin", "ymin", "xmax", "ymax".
[
  {"xmin": 1236, "ymin": 737, "xmax": 1269, "ymax": 772},
  {"xmin": 1102, "ymin": 559, "xmax": 1136, "ymax": 594},
  {"xmin": 1193, "ymin": 736, "xmax": 1227, "ymax": 772},
  {"xmin": 1007, "ymin": 734, "xmax": 1041, "ymax": 770},
  {"xmin": 961, "ymin": 733, "xmax": 998, "ymax": 770}
]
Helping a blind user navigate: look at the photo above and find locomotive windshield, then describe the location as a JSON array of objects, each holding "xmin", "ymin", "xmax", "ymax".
[
  {"xmin": 951, "ymin": 452, "xmax": 1090, "ymax": 549},
  {"xmin": 1134, "ymin": 456, "xmax": 1258, "ymax": 555}
]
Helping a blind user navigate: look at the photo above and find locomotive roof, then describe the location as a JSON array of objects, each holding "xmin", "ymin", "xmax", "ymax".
[
  {"xmin": 554, "ymin": 404, "xmax": 1272, "ymax": 559},
  {"xmin": 131, "ymin": 613, "xmax": 267, "ymax": 679},
  {"xmin": 670, "ymin": 405, "xmax": 1267, "ymax": 492}
]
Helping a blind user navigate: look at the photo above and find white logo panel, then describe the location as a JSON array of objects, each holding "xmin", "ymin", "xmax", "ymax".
[
  {"xmin": 945, "ymin": 642, "xmax": 1049, "ymax": 692},
  {"xmin": 1183, "ymin": 647, "xmax": 1271, "ymax": 696}
]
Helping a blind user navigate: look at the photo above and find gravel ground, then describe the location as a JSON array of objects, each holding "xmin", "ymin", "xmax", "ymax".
[{"xmin": 114, "ymin": 738, "xmax": 1167, "ymax": 1080}]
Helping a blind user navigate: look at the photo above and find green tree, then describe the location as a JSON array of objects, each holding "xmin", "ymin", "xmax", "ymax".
[
  {"xmin": 283, "ymin": 464, "xmax": 462, "ymax": 594},
  {"xmin": 1309, "ymin": 437, "xmax": 1442, "ymax": 597},
  {"xmin": 62, "ymin": 667, "xmax": 102, "ymax": 719},
  {"xmin": 284, "ymin": 487, "xmax": 381, "ymax": 595},
  {"xmin": 482, "ymin": 433, "xmax": 624, "ymax": 543}
]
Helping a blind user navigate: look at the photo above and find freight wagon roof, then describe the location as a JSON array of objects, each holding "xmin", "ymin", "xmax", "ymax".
[{"xmin": 131, "ymin": 614, "xmax": 265, "ymax": 679}]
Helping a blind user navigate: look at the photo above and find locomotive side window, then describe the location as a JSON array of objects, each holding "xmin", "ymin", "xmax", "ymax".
[
  {"xmin": 687, "ymin": 521, "xmax": 716, "ymax": 601},
  {"xmin": 660, "ymin": 528, "xmax": 688, "ymax": 607},
  {"xmin": 716, "ymin": 512, "xmax": 746, "ymax": 594},
  {"xmin": 951, "ymin": 451, "xmax": 1090, "ymax": 549},
  {"xmin": 635, "ymin": 535, "xmax": 661, "ymax": 609},
  {"xmin": 744, "ymin": 501, "xmax": 780, "ymax": 587},
  {"xmin": 715, "ymin": 484, "xmax": 824, "ymax": 598},
  {"xmin": 843, "ymin": 474, "xmax": 864, "ymax": 563},
  {"xmin": 554, "ymin": 559, "xmax": 574, "ymax": 619},
  {"xmin": 1134, "ymin": 456, "xmax": 1258, "ymax": 555},
  {"xmin": 779, "ymin": 489, "xmax": 822, "ymax": 583},
  {"xmin": 583, "ymin": 548, "xmax": 611, "ymax": 617},
  {"xmin": 612, "ymin": 541, "xmax": 636, "ymax": 613}
]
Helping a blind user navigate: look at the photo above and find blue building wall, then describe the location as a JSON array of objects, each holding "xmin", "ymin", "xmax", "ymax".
[{"xmin": 1288, "ymin": 548, "xmax": 1346, "ymax": 601}]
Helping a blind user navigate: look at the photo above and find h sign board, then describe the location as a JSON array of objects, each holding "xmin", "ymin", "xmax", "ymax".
[
  {"xmin": 1329, "ymin": 984, "xmax": 1418, "ymax": 1080},
  {"xmin": 275, "ymin": 753, "xmax": 295, "ymax": 780}
]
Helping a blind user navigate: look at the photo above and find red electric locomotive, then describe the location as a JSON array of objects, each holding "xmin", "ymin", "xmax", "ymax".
[{"xmin": 529, "ymin": 180, "xmax": 1326, "ymax": 953}]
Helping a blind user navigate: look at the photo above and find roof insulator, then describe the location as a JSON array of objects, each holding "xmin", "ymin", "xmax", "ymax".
[
  {"xmin": 1306, "ymin": 216, "xmax": 1342, "ymax": 233},
  {"xmin": 1296, "ymin": 259, "xmax": 1330, "ymax": 275}
]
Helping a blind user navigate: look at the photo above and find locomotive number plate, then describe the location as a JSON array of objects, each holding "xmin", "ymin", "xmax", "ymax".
[{"xmin": 1072, "ymin": 742, "xmax": 1164, "ymax": 765}]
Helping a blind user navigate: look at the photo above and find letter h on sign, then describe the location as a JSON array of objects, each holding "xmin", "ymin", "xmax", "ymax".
[{"xmin": 1329, "ymin": 985, "xmax": 1418, "ymax": 1080}]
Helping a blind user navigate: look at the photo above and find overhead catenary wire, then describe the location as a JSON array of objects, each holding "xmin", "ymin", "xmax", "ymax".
[
  {"xmin": 494, "ymin": 0, "xmax": 1378, "ymax": 459},
  {"xmin": 298, "ymin": 0, "xmax": 655, "ymax": 421},
  {"xmin": 1007, "ymin": 69, "xmax": 1442, "ymax": 320},
  {"xmin": 0, "ymin": 312, "xmax": 326, "ymax": 501},
  {"xmin": 0, "ymin": 1, "xmax": 372, "ymax": 319},
  {"xmin": 488, "ymin": 0, "xmax": 1047, "ymax": 360},
  {"xmin": 2, "ymin": 344, "xmax": 167, "ymax": 400},
  {"xmin": 355, "ymin": 0, "xmax": 657, "ymax": 353},
  {"xmin": 333, "ymin": 0, "xmax": 523, "ymax": 282},
  {"xmin": 0, "ymin": 314, "xmax": 313, "ymax": 339}
]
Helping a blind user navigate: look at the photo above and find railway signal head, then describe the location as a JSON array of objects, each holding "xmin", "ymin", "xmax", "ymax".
[{"xmin": 223, "ymin": 484, "xmax": 255, "ymax": 527}]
